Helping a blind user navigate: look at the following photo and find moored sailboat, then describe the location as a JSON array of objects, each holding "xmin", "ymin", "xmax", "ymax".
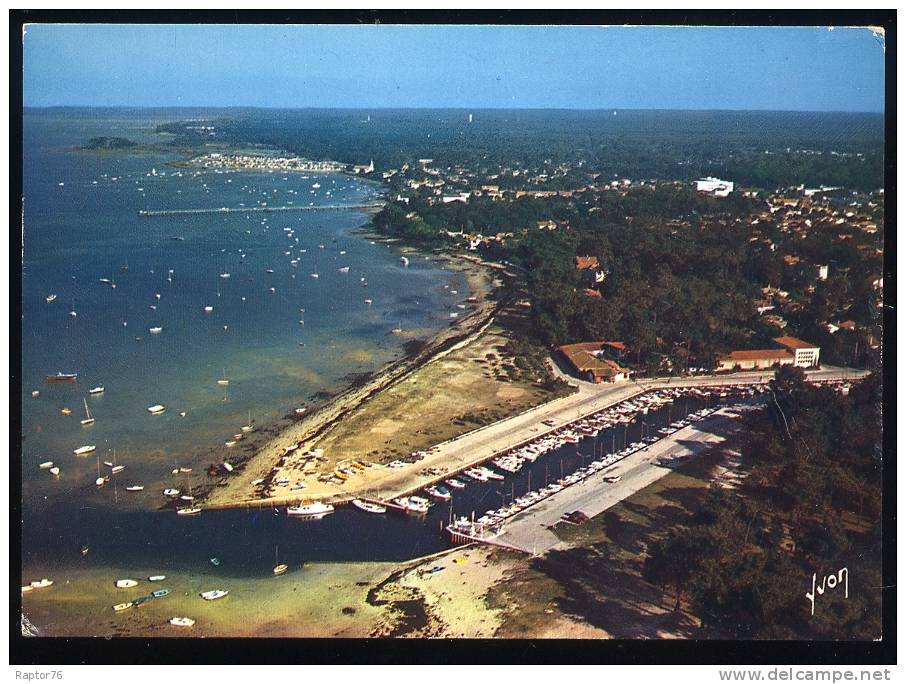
[
  {"xmin": 273, "ymin": 545, "xmax": 288, "ymax": 575},
  {"xmin": 80, "ymin": 398, "xmax": 95, "ymax": 426}
]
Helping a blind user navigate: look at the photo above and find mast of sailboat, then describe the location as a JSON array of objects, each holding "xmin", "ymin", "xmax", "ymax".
[{"xmin": 83, "ymin": 397, "xmax": 91, "ymax": 420}]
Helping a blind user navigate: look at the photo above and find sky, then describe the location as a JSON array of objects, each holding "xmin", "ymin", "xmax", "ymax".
[{"xmin": 22, "ymin": 24, "xmax": 885, "ymax": 111}]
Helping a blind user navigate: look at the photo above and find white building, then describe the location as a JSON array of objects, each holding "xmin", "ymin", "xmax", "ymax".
[{"xmin": 695, "ymin": 177, "xmax": 734, "ymax": 197}]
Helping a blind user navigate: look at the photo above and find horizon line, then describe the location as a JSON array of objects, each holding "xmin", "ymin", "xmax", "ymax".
[{"xmin": 22, "ymin": 105, "xmax": 885, "ymax": 115}]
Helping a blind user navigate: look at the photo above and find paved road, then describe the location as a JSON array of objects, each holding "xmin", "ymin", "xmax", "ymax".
[{"xmin": 493, "ymin": 407, "xmax": 749, "ymax": 554}]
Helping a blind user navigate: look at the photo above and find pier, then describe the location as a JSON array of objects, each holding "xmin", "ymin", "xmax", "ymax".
[{"xmin": 137, "ymin": 202, "xmax": 385, "ymax": 217}]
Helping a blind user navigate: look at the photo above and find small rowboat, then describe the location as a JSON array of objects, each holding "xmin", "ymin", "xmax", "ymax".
[
  {"xmin": 152, "ymin": 588, "xmax": 170, "ymax": 598},
  {"xmin": 170, "ymin": 617, "xmax": 195, "ymax": 627},
  {"xmin": 273, "ymin": 564, "xmax": 288, "ymax": 576},
  {"xmin": 200, "ymin": 589, "xmax": 228, "ymax": 601},
  {"xmin": 113, "ymin": 602, "xmax": 133, "ymax": 612},
  {"xmin": 39, "ymin": 461, "xmax": 54, "ymax": 469},
  {"xmin": 148, "ymin": 575, "xmax": 166, "ymax": 582},
  {"xmin": 115, "ymin": 579, "xmax": 138, "ymax": 589},
  {"xmin": 125, "ymin": 485, "xmax": 144, "ymax": 492}
]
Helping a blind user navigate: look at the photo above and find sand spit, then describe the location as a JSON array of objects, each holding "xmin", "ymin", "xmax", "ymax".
[{"xmin": 201, "ymin": 256, "xmax": 503, "ymax": 509}]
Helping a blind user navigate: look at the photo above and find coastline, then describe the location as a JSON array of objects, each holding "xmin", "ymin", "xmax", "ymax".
[{"xmin": 200, "ymin": 249, "xmax": 509, "ymax": 509}]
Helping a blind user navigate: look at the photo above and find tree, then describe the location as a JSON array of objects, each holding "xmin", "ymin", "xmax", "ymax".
[{"xmin": 643, "ymin": 528, "xmax": 716, "ymax": 611}]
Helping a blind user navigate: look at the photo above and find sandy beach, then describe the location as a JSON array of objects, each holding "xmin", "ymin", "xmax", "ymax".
[{"xmin": 200, "ymin": 251, "xmax": 568, "ymax": 510}]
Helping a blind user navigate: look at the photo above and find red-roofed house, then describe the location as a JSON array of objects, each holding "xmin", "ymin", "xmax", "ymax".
[
  {"xmin": 558, "ymin": 342, "xmax": 630, "ymax": 383},
  {"xmin": 575, "ymin": 256, "xmax": 600, "ymax": 271}
]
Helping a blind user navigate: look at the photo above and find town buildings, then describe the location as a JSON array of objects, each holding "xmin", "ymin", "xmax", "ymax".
[
  {"xmin": 695, "ymin": 176, "xmax": 735, "ymax": 196},
  {"xmin": 716, "ymin": 336, "xmax": 821, "ymax": 372}
]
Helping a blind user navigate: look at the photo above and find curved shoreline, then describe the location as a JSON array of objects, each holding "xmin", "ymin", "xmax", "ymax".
[{"xmin": 200, "ymin": 253, "xmax": 505, "ymax": 509}]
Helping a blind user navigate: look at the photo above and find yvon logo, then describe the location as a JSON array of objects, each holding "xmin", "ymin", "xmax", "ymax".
[{"xmin": 806, "ymin": 567, "xmax": 848, "ymax": 616}]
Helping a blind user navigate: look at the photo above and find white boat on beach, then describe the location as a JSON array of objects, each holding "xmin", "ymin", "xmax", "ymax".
[
  {"xmin": 49, "ymin": 467, "xmax": 60, "ymax": 476},
  {"xmin": 115, "ymin": 579, "xmax": 138, "ymax": 589},
  {"xmin": 148, "ymin": 575, "xmax": 166, "ymax": 582},
  {"xmin": 30, "ymin": 579, "xmax": 54, "ymax": 589},
  {"xmin": 286, "ymin": 501, "xmax": 334, "ymax": 518},
  {"xmin": 177, "ymin": 506, "xmax": 201, "ymax": 516},
  {"xmin": 200, "ymin": 590, "xmax": 229, "ymax": 601},
  {"xmin": 351, "ymin": 499, "xmax": 387, "ymax": 514},
  {"xmin": 170, "ymin": 617, "xmax": 195, "ymax": 627}
]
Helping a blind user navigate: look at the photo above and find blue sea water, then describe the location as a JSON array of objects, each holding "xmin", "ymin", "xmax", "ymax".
[{"xmin": 21, "ymin": 110, "xmax": 469, "ymax": 513}]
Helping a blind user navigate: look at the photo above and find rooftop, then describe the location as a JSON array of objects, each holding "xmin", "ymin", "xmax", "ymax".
[
  {"xmin": 558, "ymin": 342, "xmax": 630, "ymax": 377},
  {"xmin": 575, "ymin": 255, "xmax": 600, "ymax": 270},
  {"xmin": 723, "ymin": 349, "xmax": 794, "ymax": 362},
  {"xmin": 773, "ymin": 335, "xmax": 819, "ymax": 350}
]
